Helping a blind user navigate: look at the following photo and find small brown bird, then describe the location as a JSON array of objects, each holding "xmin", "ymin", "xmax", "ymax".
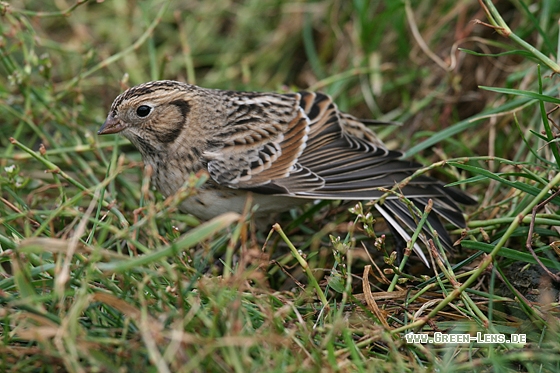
[{"xmin": 98, "ymin": 80, "xmax": 474, "ymax": 265}]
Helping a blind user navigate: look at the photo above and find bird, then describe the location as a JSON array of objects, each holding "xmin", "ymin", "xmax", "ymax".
[{"xmin": 98, "ymin": 80, "xmax": 475, "ymax": 265}]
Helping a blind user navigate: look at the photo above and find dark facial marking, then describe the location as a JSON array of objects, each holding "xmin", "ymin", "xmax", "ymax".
[
  {"xmin": 148, "ymin": 99, "xmax": 190, "ymax": 144},
  {"xmin": 154, "ymin": 122, "xmax": 183, "ymax": 144},
  {"xmin": 170, "ymin": 99, "xmax": 191, "ymax": 120},
  {"xmin": 148, "ymin": 127, "xmax": 179, "ymax": 144}
]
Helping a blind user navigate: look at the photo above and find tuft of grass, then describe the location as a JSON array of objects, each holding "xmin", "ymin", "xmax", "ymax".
[{"xmin": 1, "ymin": 0, "xmax": 560, "ymax": 372}]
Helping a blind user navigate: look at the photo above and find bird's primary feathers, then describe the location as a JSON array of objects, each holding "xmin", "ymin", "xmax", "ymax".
[{"xmin": 98, "ymin": 80, "xmax": 475, "ymax": 265}]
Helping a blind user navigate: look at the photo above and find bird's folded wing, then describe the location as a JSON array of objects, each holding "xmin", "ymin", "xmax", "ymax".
[{"xmin": 204, "ymin": 92, "xmax": 324, "ymax": 191}]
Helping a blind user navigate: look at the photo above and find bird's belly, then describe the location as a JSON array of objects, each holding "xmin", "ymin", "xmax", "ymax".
[{"xmin": 179, "ymin": 188, "xmax": 306, "ymax": 221}]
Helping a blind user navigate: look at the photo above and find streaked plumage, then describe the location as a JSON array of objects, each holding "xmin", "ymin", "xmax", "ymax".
[{"xmin": 98, "ymin": 80, "xmax": 475, "ymax": 265}]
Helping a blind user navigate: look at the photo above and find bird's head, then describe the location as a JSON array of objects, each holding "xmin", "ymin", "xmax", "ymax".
[{"xmin": 98, "ymin": 80, "xmax": 223, "ymax": 158}]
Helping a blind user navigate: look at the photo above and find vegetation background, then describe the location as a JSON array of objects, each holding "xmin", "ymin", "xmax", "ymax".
[{"xmin": 1, "ymin": 0, "xmax": 559, "ymax": 371}]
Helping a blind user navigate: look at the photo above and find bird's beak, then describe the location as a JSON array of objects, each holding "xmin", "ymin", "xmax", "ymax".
[{"xmin": 98, "ymin": 114, "xmax": 125, "ymax": 135}]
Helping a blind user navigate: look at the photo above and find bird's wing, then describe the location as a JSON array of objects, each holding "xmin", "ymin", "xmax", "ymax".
[
  {"xmin": 205, "ymin": 90, "xmax": 470, "ymax": 206},
  {"xmin": 293, "ymin": 92, "xmax": 429, "ymax": 198},
  {"xmin": 203, "ymin": 92, "xmax": 325, "ymax": 192},
  {"xmin": 203, "ymin": 90, "xmax": 400, "ymax": 195},
  {"xmin": 204, "ymin": 89, "xmax": 473, "ymax": 220}
]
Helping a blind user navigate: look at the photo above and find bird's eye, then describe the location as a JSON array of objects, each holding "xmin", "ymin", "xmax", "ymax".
[{"xmin": 136, "ymin": 105, "xmax": 152, "ymax": 117}]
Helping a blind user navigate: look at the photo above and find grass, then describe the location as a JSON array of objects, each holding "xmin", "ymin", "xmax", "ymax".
[{"xmin": 1, "ymin": 0, "xmax": 560, "ymax": 371}]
